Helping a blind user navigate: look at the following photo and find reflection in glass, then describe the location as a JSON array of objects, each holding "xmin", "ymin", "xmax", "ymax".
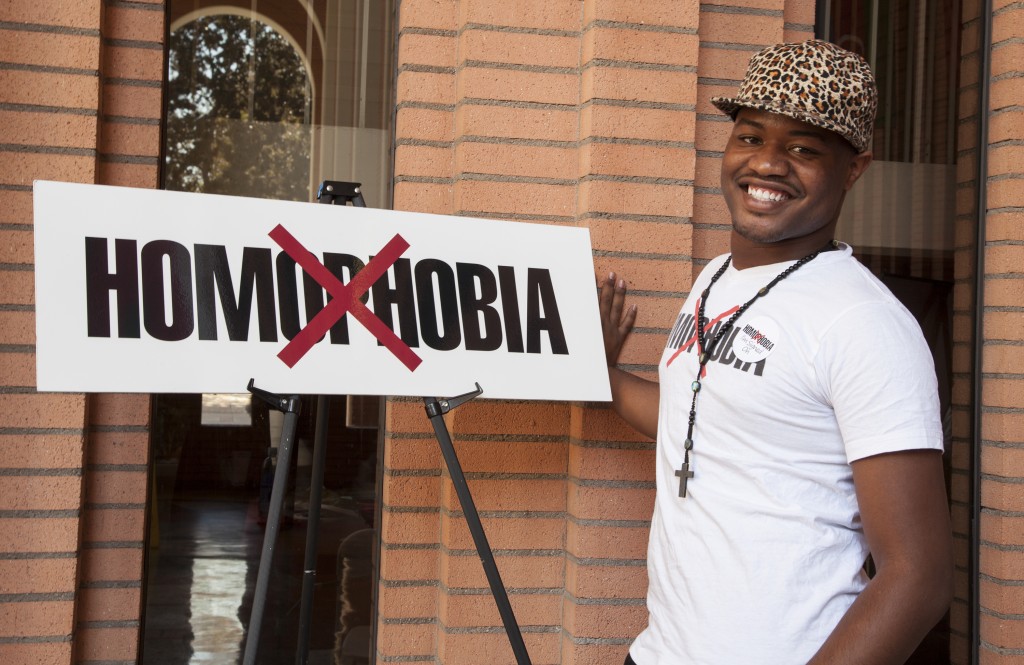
[
  {"xmin": 164, "ymin": 15, "xmax": 312, "ymax": 201},
  {"xmin": 188, "ymin": 558, "xmax": 248, "ymax": 657},
  {"xmin": 200, "ymin": 393, "xmax": 253, "ymax": 427}
]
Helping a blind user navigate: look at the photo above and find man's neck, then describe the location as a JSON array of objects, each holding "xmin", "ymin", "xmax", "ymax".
[{"xmin": 728, "ymin": 229, "xmax": 838, "ymax": 270}]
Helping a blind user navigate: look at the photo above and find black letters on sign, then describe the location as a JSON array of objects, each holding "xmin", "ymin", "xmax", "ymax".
[
  {"xmin": 85, "ymin": 237, "xmax": 140, "ymax": 338},
  {"xmin": 277, "ymin": 251, "xmax": 368, "ymax": 345},
  {"xmin": 82, "ymin": 235, "xmax": 574, "ymax": 360},
  {"xmin": 497, "ymin": 265, "xmax": 524, "ymax": 353},
  {"xmin": 194, "ymin": 245, "xmax": 277, "ymax": 342},
  {"xmin": 525, "ymin": 268, "xmax": 568, "ymax": 354},
  {"xmin": 322, "ymin": 253, "xmax": 367, "ymax": 344},
  {"xmin": 370, "ymin": 257, "xmax": 419, "ymax": 349},
  {"xmin": 457, "ymin": 263, "xmax": 502, "ymax": 352},
  {"xmin": 276, "ymin": 250, "xmax": 321, "ymax": 342},
  {"xmin": 415, "ymin": 259, "xmax": 461, "ymax": 351},
  {"xmin": 140, "ymin": 240, "xmax": 195, "ymax": 341}
]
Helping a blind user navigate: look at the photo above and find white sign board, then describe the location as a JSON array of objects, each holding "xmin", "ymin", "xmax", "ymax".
[{"xmin": 33, "ymin": 181, "xmax": 611, "ymax": 401}]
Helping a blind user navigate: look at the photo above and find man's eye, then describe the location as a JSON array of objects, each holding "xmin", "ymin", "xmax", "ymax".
[
  {"xmin": 739, "ymin": 135, "xmax": 760, "ymax": 144},
  {"xmin": 791, "ymin": 145, "xmax": 818, "ymax": 155}
]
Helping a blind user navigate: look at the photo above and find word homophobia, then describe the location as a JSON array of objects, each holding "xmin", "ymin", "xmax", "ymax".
[{"xmin": 83, "ymin": 237, "xmax": 570, "ymax": 356}]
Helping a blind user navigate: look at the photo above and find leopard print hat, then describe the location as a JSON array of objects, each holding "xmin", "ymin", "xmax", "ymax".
[{"xmin": 711, "ymin": 40, "xmax": 878, "ymax": 153}]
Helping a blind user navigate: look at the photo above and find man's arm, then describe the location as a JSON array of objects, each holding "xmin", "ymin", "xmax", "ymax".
[
  {"xmin": 599, "ymin": 272, "xmax": 659, "ymax": 439},
  {"xmin": 808, "ymin": 449, "xmax": 953, "ymax": 665}
]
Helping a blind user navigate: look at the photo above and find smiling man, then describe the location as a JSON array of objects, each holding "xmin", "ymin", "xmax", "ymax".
[{"xmin": 600, "ymin": 41, "xmax": 953, "ymax": 664}]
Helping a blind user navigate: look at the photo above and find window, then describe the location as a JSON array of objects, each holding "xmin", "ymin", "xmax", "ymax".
[
  {"xmin": 819, "ymin": 2, "xmax": 979, "ymax": 662},
  {"xmin": 143, "ymin": 3, "xmax": 395, "ymax": 663}
]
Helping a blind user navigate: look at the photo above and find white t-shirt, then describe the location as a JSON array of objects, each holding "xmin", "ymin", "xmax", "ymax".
[{"xmin": 629, "ymin": 245, "xmax": 943, "ymax": 664}]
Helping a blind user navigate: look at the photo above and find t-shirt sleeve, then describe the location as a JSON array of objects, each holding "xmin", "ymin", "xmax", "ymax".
[{"xmin": 814, "ymin": 300, "xmax": 944, "ymax": 463}]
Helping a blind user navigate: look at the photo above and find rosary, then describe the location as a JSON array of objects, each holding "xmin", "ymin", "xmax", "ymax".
[{"xmin": 675, "ymin": 240, "xmax": 839, "ymax": 498}]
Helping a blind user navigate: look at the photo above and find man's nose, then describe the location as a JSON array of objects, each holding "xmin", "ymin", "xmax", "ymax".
[{"xmin": 748, "ymin": 143, "xmax": 790, "ymax": 176}]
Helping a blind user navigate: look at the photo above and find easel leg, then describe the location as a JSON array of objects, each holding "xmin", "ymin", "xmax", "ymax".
[
  {"xmin": 243, "ymin": 383, "xmax": 302, "ymax": 665},
  {"xmin": 295, "ymin": 395, "xmax": 330, "ymax": 665},
  {"xmin": 424, "ymin": 388, "xmax": 533, "ymax": 665}
]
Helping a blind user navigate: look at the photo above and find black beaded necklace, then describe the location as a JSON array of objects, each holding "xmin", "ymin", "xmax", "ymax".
[{"xmin": 674, "ymin": 239, "xmax": 839, "ymax": 498}]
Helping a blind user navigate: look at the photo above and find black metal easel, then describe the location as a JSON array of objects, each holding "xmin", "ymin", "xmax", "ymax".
[
  {"xmin": 242, "ymin": 181, "xmax": 367, "ymax": 665},
  {"xmin": 242, "ymin": 181, "xmax": 531, "ymax": 665},
  {"xmin": 294, "ymin": 180, "xmax": 368, "ymax": 665}
]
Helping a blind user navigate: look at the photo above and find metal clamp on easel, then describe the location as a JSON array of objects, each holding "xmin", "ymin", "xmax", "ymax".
[
  {"xmin": 424, "ymin": 384, "xmax": 533, "ymax": 665},
  {"xmin": 317, "ymin": 180, "xmax": 365, "ymax": 207},
  {"xmin": 242, "ymin": 379, "xmax": 301, "ymax": 665}
]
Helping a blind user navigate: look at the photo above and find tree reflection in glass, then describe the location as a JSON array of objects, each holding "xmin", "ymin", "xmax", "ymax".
[{"xmin": 164, "ymin": 15, "xmax": 312, "ymax": 201}]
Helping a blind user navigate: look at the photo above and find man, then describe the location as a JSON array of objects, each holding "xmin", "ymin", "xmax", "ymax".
[{"xmin": 600, "ymin": 40, "xmax": 953, "ymax": 664}]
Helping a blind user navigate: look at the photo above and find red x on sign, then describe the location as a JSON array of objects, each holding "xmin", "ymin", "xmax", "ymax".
[{"xmin": 269, "ymin": 224, "xmax": 422, "ymax": 371}]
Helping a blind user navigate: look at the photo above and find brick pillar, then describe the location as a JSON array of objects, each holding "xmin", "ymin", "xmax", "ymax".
[
  {"xmin": 566, "ymin": 1, "xmax": 699, "ymax": 663},
  {"xmin": 380, "ymin": 0, "xmax": 458, "ymax": 661},
  {"xmin": 438, "ymin": 402, "xmax": 569, "ymax": 664},
  {"xmin": 74, "ymin": 2, "xmax": 164, "ymax": 662},
  {"xmin": 0, "ymin": 1, "xmax": 164, "ymax": 663},
  {"xmin": 378, "ymin": 398, "xmax": 444, "ymax": 661},
  {"xmin": 393, "ymin": 0, "xmax": 458, "ymax": 217},
  {"xmin": 74, "ymin": 3, "xmax": 164, "ymax": 662},
  {"xmin": 948, "ymin": 1, "xmax": 985, "ymax": 662},
  {"xmin": 980, "ymin": 2, "xmax": 1024, "ymax": 661},
  {"xmin": 437, "ymin": 2, "xmax": 582, "ymax": 662},
  {"xmin": 0, "ymin": 1, "xmax": 101, "ymax": 661}
]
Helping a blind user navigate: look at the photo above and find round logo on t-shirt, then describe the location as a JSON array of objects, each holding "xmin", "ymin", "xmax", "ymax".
[{"xmin": 731, "ymin": 315, "xmax": 780, "ymax": 363}]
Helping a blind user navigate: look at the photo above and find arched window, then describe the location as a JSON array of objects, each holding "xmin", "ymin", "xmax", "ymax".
[{"xmin": 164, "ymin": 14, "xmax": 313, "ymax": 200}]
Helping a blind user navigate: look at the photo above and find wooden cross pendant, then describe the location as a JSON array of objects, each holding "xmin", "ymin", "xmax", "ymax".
[{"xmin": 675, "ymin": 461, "xmax": 695, "ymax": 498}]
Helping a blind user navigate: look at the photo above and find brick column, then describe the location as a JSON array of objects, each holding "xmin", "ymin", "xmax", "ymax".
[
  {"xmin": 565, "ymin": 1, "xmax": 699, "ymax": 663},
  {"xmin": 0, "ymin": 0, "xmax": 164, "ymax": 663},
  {"xmin": 979, "ymin": 2, "xmax": 1024, "ymax": 661},
  {"xmin": 377, "ymin": 398, "xmax": 444, "ymax": 662},
  {"xmin": 438, "ymin": 402, "xmax": 570, "ymax": 664},
  {"xmin": 0, "ymin": 1, "xmax": 101, "ymax": 661},
  {"xmin": 439, "ymin": 3, "xmax": 582, "ymax": 662},
  {"xmin": 947, "ymin": 1, "xmax": 985, "ymax": 662},
  {"xmin": 379, "ymin": 0, "xmax": 459, "ymax": 661},
  {"xmin": 74, "ymin": 3, "xmax": 164, "ymax": 663},
  {"xmin": 393, "ymin": 0, "xmax": 458, "ymax": 217}
]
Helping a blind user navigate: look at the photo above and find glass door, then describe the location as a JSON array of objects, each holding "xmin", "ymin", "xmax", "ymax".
[{"xmin": 143, "ymin": 3, "xmax": 395, "ymax": 663}]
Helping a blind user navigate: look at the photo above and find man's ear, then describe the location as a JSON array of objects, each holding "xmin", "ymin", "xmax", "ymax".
[{"xmin": 845, "ymin": 150, "xmax": 873, "ymax": 191}]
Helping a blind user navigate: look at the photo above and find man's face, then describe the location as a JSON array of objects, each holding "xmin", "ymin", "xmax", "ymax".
[{"xmin": 720, "ymin": 108, "xmax": 871, "ymax": 247}]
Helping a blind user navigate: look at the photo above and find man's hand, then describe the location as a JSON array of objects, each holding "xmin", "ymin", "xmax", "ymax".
[
  {"xmin": 599, "ymin": 272, "xmax": 637, "ymax": 367},
  {"xmin": 597, "ymin": 272, "xmax": 657, "ymax": 439}
]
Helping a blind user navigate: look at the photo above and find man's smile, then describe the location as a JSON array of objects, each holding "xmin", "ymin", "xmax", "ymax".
[{"xmin": 746, "ymin": 185, "xmax": 792, "ymax": 203}]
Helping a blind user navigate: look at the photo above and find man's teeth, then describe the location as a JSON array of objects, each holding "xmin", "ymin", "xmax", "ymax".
[{"xmin": 747, "ymin": 186, "xmax": 789, "ymax": 202}]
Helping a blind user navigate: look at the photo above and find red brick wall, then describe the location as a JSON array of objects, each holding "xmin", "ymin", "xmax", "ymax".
[
  {"xmin": 74, "ymin": 1, "xmax": 164, "ymax": 661},
  {"xmin": 0, "ymin": 0, "xmax": 99, "ymax": 660},
  {"xmin": 570, "ymin": 2, "xmax": 697, "ymax": 662},
  {"xmin": 981, "ymin": 2, "xmax": 1024, "ymax": 662},
  {"xmin": 0, "ymin": 0, "xmax": 164, "ymax": 663}
]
